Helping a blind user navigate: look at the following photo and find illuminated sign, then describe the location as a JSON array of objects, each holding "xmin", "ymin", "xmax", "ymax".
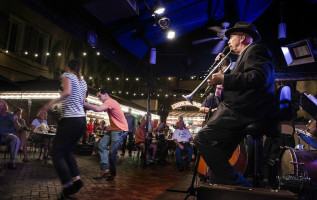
[{"xmin": 171, "ymin": 101, "xmax": 201, "ymax": 109}]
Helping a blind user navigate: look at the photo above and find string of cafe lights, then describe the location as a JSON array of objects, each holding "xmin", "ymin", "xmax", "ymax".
[
  {"xmin": 2, "ymin": 48, "xmax": 207, "ymax": 98},
  {"xmin": 3, "ymin": 49, "xmax": 101, "ymax": 57}
]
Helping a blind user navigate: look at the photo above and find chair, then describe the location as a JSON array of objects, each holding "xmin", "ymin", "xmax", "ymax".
[{"xmin": 244, "ymin": 85, "xmax": 292, "ymax": 187}]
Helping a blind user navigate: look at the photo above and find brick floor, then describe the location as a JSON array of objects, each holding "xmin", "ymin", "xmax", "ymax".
[{"xmin": 0, "ymin": 150, "xmax": 192, "ymax": 200}]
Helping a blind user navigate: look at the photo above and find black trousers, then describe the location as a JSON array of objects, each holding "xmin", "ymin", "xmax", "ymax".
[
  {"xmin": 51, "ymin": 117, "xmax": 86, "ymax": 184},
  {"xmin": 194, "ymin": 103, "xmax": 251, "ymax": 186}
]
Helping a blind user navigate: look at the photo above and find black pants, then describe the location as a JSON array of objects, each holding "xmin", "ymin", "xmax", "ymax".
[
  {"xmin": 194, "ymin": 103, "xmax": 252, "ymax": 186},
  {"xmin": 51, "ymin": 117, "xmax": 86, "ymax": 184},
  {"xmin": 194, "ymin": 125, "xmax": 249, "ymax": 186},
  {"xmin": 121, "ymin": 131, "xmax": 133, "ymax": 155}
]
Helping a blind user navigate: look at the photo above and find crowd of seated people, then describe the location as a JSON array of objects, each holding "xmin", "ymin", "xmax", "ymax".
[{"xmin": 1, "ymin": 101, "xmax": 197, "ymax": 172}]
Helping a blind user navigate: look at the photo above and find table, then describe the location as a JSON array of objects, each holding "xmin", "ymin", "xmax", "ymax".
[{"xmin": 30, "ymin": 131, "xmax": 56, "ymax": 160}]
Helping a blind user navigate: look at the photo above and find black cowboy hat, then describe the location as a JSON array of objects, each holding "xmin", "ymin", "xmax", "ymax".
[{"xmin": 225, "ymin": 22, "xmax": 261, "ymax": 42}]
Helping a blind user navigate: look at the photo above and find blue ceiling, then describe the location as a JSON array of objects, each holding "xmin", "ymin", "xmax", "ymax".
[
  {"xmin": 20, "ymin": 0, "xmax": 317, "ymax": 77},
  {"xmin": 104, "ymin": 0, "xmax": 275, "ymax": 58}
]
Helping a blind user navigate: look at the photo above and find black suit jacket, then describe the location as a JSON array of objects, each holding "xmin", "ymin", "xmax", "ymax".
[{"xmin": 207, "ymin": 43, "xmax": 276, "ymax": 129}]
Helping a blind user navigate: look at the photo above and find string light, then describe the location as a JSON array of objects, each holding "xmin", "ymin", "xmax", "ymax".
[
  {"xmin": 126, "ymin": 78, "xmax": 129, "ymax": 81},
  {"xmin": 135, "ymin": 77, "xmax": 139, "ymax": 81},
  {"xmin": 5, "ymin": 50, "xmax": 9, "ymax": 53},
  {"xmin": 24, "ymin": 51, "xmax": 28, "ymax": 55},
  {"xmin": 89, "ymin": 76, "xmax": 92, "ymax": 80},
  {"xmin": 46, "ymin": 52, "xmax": 50, "ymax": 56},
  {"xmin": 96, "ymin": 52, "xmax": 100, "ymax": 55},
  {"xmin": 107, "ymin": 77, "xmax": 111, "ymax": 81},
  {"xmin": 82, "ymin": 52, "xmax": 87, "ymax": 56},
  {"xmin": 57, "ymin": 52, "xmax": 62, "ymax": 56},
  {"xmin": 115, "ymin": 77, "xmax": 119, "ymax": 80},
  {"xmin": 34, "ymin": 53, "xmax": 38, "ymax": 57}
]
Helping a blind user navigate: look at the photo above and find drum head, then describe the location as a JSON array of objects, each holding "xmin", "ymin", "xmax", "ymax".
[{"xmin": 279, "ymin": 149, "xmax": 295, "ymax": 177}]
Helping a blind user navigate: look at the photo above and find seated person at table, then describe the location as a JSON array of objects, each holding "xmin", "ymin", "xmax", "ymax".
[
  {"xmin": 135, "ymin": 118, "xmax": 157, "ymax": 164},
  {"xmin": 153, "ymin": 123, "xmax": 169, "ymax": 164},
  {"xmin": 13, "ymin": 108, "xmax": 30, "ymax": 162},
  {"xmin": 31, "ymin": 110, "xmax": 50, "ymax": 159},
  {"xmin": 0, "ymin": 100, "xmax": 21, "ymax": 169},
  {"xmin": 172, "ymin": 120, "xmax": 194, "ymax": 171}
]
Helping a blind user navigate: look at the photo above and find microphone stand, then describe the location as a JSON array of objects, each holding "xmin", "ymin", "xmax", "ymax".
[{"xmin": 166, "ymin": 154, "xmax": 202, "ymax": 199}]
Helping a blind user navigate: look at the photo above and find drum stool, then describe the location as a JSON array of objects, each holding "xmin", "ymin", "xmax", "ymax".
[{"xmin": 244, "ymin": 120, "xmax": 281, "ymax": 187}]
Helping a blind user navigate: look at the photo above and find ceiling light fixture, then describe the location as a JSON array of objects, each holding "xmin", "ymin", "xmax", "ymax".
[
  {"xmin": 278, "ymin": 1, "xmax": 286, "ymax": 40},
  {"xmin": 153, "ymin": 0, "xmax": 165, "ymax": 15},
  {"xmin": 167, "ymin": 30, "xmax": 175, "ymax": 39},
  {"xmin": 158, "ymin": 17, "xmax": 170, "ymax": 29}
]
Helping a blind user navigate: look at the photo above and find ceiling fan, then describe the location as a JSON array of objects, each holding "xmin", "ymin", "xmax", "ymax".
[{"xmin": 192, "ymin": 22, "xmax": 230, "ymax": 54}]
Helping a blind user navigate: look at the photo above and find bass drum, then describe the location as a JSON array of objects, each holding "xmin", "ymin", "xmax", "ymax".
[
  {"xmin": 197, "ymin": 144, "xmax": 248, "ymax": 177},
  {"xmin": 279, "ymin": 147, "xmax": 317, "ymax": 182}
]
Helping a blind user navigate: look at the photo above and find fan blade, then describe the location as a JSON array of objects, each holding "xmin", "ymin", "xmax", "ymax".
[
  {"xmin": 208, "ymin": 26, "xmax": 222, "ymax": 33},
  {"xmin": 192, "ymin": 37, "xmax": 219, "ymax": 45},
  {"xmin": 210, "ymin": 40, "xmax": 227, "ymax": 54}
]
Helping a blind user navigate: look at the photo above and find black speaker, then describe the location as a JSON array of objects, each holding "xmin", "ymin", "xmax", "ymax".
[
  {"xmin": 73, "ymin": 144, "xmax": 93, "ymax": 156},
  {"xmin": 197, "ymin": 184, "xmax": 297, "ymax": 200}
]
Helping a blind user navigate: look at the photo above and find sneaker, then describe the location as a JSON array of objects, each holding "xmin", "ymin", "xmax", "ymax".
[
  {"xmin": 73, "ymin": 179, "xmax": 84, "ymax": 192},
  {"xmin": 62, "ymin": 184, "xmax": 77, "ymax": 196}
]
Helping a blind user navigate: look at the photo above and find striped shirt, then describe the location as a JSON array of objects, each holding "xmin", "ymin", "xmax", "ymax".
[{"xmin": 60, "ymin": 73, "xmax": 87, "ymax": 118}]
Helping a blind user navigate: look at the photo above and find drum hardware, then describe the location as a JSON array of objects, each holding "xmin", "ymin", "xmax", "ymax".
[
  {"xmin": 290, "ymin": 161, "xmax": 305, "ymax": 165},
  {"xmin": 278, "ymin": 174, "xmax": 311, "ymax": 188},
  {"xmin": 295, "ymin": 129, "xmax": 305, "ymax": 150}
]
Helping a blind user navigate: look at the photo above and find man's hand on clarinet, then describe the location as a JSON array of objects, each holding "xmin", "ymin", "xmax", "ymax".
[
  {"xmin": 208, "ymin": 53, "xmax": 225, "ymax": 85},
  {"xmin": 208, "ymin": 67, "xmax": 224, "ymax": 85}
]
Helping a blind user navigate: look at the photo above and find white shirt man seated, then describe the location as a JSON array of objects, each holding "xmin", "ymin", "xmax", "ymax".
[{"xmin": 172, "ymin": 121, "xmax": 193, "ymax": 171}]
